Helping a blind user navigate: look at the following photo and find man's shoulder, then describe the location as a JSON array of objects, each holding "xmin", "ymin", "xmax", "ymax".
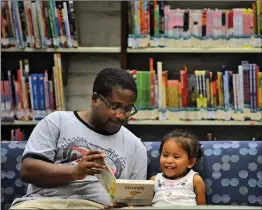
[
  {"xmin": 121, "ymin": 126, "xmax": 145, "ymax": 149},
  {"xmin": 121, "ymin": 126, "xmax": 140, "ymax": 141},
  {"xmin": 45, "ymin": 111, "xmax": 74, "ymax": 121}
]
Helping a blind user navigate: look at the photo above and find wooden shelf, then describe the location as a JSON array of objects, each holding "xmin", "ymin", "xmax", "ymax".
[
  {"xmin": 1, "ymin": 121, "xmax": 39, "ymax": 125},
  {"xmin": 3, "ymin": 47, "xmax": 261, "ymax": 53},
  {"xmin": 2, "ymin": 120, "xmax": 261, "ymax": 126},
  {"xmin": 1, "ymin": 47, "xmax": 121, "ymax": 53},
  {"xmin": 127, "ymin": 120, "xmax": 262, "ymax": 126},
  {"xmin": 127, "ymin": 48, "xmax": 262, "ymax": 53}
]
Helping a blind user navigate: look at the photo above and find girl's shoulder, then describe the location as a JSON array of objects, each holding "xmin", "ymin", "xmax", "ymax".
[
  {"xmin": 187, "ymin": 169, "xmax": 199, "ymax": 178},
  {"xmin": 193, "ymin": 172, "xmax": 204, "ymax": 185},
  {"xmin": 150, "ymin": 173, "xmax": 163, "ymax": 181}
]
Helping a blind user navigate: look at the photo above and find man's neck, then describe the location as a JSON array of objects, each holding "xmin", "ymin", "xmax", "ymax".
[
  {"xmin": 77, "ymin": 111, "xmax": 94, "ymax": 127},
  {"xmin": 76, "ymin": 111, "xmax": 119, "ymax": 135}
]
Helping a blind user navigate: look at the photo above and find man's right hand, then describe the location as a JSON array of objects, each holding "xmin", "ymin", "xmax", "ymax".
[{"xmin": 71, "ymin": 150, "xmax": 107, "ymax": 181}]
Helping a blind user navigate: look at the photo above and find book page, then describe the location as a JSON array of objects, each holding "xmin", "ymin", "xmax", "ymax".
[
  {"xmin": 95, "ymin": 156, "xmax": 154, "ymax": 206},
  {"xmin": 94, "ymin": 158, "xmax": 117, "ymax": 200}
]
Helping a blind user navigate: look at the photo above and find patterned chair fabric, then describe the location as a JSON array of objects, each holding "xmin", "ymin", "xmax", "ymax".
[
  {"xmin": 1, "ymin": 141, "xmax": 28, "ymax": 210},
  {"xmin": 144, "ymin": 141, "xmax": 262, "ymax": 206},
  {"xmin": 1, "ymin": 141, "xmax": 262, "ymax": 209}
]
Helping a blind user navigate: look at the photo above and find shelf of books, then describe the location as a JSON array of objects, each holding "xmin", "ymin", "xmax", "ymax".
[
  {"xmin": 1, "ymin": 54, "xmax": 65, "ymax": 124},
  {"xmin": 1, "ymin": 0, "xmax": 78, "ymax": 50},
  {"xmin": 128, "ymin": 58, "xmax": 262, "ymax": 126},
  {"xmin": 126, "ymin": 1, "xmax": 262, "ymax": 50}
]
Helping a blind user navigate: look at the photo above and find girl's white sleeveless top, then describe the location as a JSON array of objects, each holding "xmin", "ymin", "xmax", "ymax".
[{"xmin": 152, "ymin": 169, "xmax": 198, "ymax": 206}]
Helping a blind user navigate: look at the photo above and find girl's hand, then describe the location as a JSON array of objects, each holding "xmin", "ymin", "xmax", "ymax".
[{"xmin": 104, "ymin": 202, "xmax": 127, "ymax": 209}]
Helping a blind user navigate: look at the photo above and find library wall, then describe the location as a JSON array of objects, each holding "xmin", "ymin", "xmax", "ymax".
[{"xmin": 66, "ymin": 1, "xmax": 121, "ymax": 110}]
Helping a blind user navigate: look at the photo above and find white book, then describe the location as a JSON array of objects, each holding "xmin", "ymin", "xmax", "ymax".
[
  {"xmin": 238, "ymin": 65, "xmax": 244, "ymax": 111},
  {"xmin": 157, "ymin": 62, "xmax": 163, "ymax": 120},
  {"xmin": 94, "ymin": 157, "xmax": 154, "ymax": 206},
  {"xmin": 233, "ymin": 74, "xmax": 237, "ymax": 110},
  {"xmin": 236, "ymin": 74, "xmax": 241, "ymax": 119},
  {"xmin": 63, "ymin": 2, "xmax": 72, "ymax": 48}
]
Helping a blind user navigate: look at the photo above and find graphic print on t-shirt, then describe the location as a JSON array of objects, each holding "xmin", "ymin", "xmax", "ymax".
[{"xmin": 58, "ymin": 137, "xmax": 126, "ymax": 178}]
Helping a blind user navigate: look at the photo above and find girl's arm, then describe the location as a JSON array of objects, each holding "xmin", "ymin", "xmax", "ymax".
[
  {"xmin": 193, "ymin": 174, "xmax": 206, "ymax": 205},
  {"xmin": 150, "ymin": 175, "xmax": 156, "ymax": 180},
  {"xmin": 150, "ymin": 175, "xmax": 156, "ymax": 206}
]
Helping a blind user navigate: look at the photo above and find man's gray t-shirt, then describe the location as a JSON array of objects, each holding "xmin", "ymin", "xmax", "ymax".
[{"xmin": 13, "ymin": 111, "xmax": 147, "ymax": 206}]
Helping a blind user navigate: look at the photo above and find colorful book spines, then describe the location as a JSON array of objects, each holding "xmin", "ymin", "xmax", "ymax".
[
  {"xmin": 1, "ymin": 54, "xmax": 64, "ymax": 122},
  {"xmin": 131, "ymin": 59, "xmax": 262, "ymax": 121},
  {"xmin": 1, "ymin": 0, "xmax": 78, "ymax": 49},
  {"xmin": 10, "ymin": 128, "xmax": 24, "ymax": 141},
  {"xmin": 128, "ymin": 1, "xmax": 262, "ymax": 49}
]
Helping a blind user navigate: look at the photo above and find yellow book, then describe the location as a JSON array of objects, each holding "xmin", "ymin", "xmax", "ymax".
[
  {"xmin": 53, "ymin": 55, "xmax": 61, "ymax": 110},
  {"xmin": 167, "ymin": 80, "xmax": 179, "ymax": 108},
  {"xmin": 95, "ymin": 157, "xmax": 154, "ymax": 206},
  {"xmin": 56, "ymin": 54, "xmax": 65, "ymax": 110},
  {"xmin": 210, "ymin": 79, "xmax": 213, "ymax": 108},
  {"xmin": 217, "ymin": 72, "xmax": 224, "ymax": 107},
  {"xmin": 162, "ymin": 71, "xmax": 168, "ymax": 109}
]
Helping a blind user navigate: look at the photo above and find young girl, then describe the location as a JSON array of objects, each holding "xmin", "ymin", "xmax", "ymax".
[{"xmin": 150, "ymin": 129, "xmax": 206, "ymax": 206}]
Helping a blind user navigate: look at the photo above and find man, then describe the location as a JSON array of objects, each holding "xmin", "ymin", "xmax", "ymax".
[{"xmin": 11, "ymin": 68, "xmax": 147, "ymax": 209}]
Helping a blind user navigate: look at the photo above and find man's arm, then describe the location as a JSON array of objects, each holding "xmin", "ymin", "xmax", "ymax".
[
  {"xmin": 20, "ymin": 113, "xmax": 75, "ymax": 187},
  {"xmin": 21, "ymin": 152, "xmax": 106, "ymax": 188},
  {"xmin": 193, "ymin": 174, "xmax": 206, "ymax": 205},
  {"xmin": 21, "ymin": 158, "xmax": 75, "ymax": 188},
  {"xmin": 21, "ymin": 113, "xmax": 106, "ymax": 188},
  {"xmin": 129, "ymin": 145, "xmax": 147, "ymax": 180}
]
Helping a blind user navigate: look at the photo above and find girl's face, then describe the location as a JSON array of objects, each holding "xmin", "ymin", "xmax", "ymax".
[{"xmin": 160, "ymin": 138, "xmax": 196, "ymax": 179}]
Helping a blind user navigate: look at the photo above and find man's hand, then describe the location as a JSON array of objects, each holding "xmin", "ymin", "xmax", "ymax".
[{"xmin": 71, "ymin": 150, "xmax": 107, "ymax": 181}]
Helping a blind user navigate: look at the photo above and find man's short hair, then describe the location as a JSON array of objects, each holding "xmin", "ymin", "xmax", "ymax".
[{"xmin": 93, "ymin": 67, "xmax": 137, "ymax": 98}]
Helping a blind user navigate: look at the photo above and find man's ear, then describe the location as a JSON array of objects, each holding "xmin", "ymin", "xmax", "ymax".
[{"xmin": 91, "ymin": 92, "xmax": 99, "ymax": 107}]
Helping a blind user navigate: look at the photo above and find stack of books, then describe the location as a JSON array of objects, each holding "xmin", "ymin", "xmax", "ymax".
[
  {"xmin": 1, "ymin": 53, "xmax": 65, "ymax": 123},
  {"xmin": 127, "ymin": 0, "xmax": 262, "ymax": 49},
  {"xmin": 129, "ymin": 59, "xmax": 262, "ymax": 122},
  {"xmin": 1, "ymin": 0, "xmax": 78, "ymax": 49}
]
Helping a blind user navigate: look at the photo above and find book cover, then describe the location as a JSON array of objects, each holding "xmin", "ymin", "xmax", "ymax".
[{"xmin": 94, "ymin": 157, "xmax": 154, "ymax": 206}]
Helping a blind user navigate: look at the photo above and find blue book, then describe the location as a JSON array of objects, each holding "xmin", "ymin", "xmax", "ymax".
[{"xmin": 31, "ymin": 74, "xmax": 40, "ymax": 120}]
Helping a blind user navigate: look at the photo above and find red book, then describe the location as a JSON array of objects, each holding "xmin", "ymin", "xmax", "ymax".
[{"xmin": 149, "ymin": 58, "xmax": 155, "ymax": 106}]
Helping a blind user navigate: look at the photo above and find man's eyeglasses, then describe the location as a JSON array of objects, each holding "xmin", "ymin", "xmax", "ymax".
[{"xmin": 98, "ymin": 94, "xmax": 138, "ymax": 116}]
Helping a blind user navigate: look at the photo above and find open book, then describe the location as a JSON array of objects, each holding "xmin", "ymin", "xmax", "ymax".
[{"xmin": 94, "ymin": 157, "xmax": 154, "ymax": 206}]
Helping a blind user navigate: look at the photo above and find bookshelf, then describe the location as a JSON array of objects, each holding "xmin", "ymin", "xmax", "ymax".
[
  {"xmin": 4, "ymin": 47, "xmax": 261, "ymax": 54},
  {"xmin": 121, "ymin": 1, "xmax": 262, "ymax": 141},
  {"xmin": 1, "ymin": 47, "xmax": 121, "ymax": 53},
  {"xmin": 2, "ymin": 119, "xmax": 261, "ymax": 126},
  {"xmin": 1, "ymin": 1, "xmax": 126, "ymax": 141},
  {"xmin": 127, "ymin": 120, "xmax": 262, "ymax": 126},
  {"xmin": 2, "ymin": 121, "xmax": 39, "ymax": 126},
  {"xmin": 1, "ymin": 1, "xmax": 262, "ymax": 141},
  {"xmin": 127, "ymin": 48, "xmax": 262, "ymax": 53}
]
